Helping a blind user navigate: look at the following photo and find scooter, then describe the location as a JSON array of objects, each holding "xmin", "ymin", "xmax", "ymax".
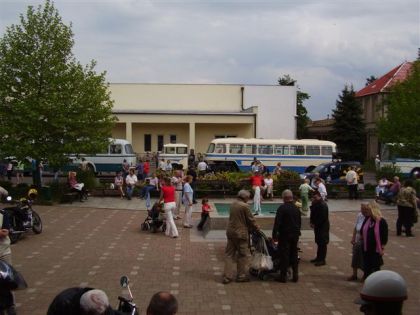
[
  {"xmin": 2, "ymin": 196, "xmax": 42, "ymax": 244},
  {"xmin": 117, "ymin": 276, "xmax": 139, "ymax": 315}
]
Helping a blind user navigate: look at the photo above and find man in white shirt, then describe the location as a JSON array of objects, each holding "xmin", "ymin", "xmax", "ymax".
[
  {"xmin": 125, "ymin": 168, "xmax": 138, "ymax": 200},
  {"xmin": 315, "ymin": 178, "xmax": 328, "ymax": 201},
  {"xmin": 171, "ymin": 171, "xmax": 183, "ymax": 219},
  {"xmin": 197, "ymin": 160, "xmax": 208, "ymax": 177},
  {"xmin": 345, "ymin": 167, "xmax": 358, "ymax": 200}
]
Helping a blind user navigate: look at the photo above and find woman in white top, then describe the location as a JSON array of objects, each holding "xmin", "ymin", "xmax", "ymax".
[
  {"xmin": 375, "ymin": 177, "xmax": 389, "ymax": 199},
  {"xmin": 347, "ymin": 203, "xmax": 368, "ymax": 281},
  {"xmin": 182, "ymin": 175, "xmax": 194, "ymax": 228},
  {"xmin": 264, "ymin": 173, "xmax": 274, "ymax": 200}
]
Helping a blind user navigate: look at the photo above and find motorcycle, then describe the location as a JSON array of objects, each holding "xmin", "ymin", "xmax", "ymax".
[
  {"xmin": 117, "ymin": 276, "xmax": 139, "ymax": 315},
  {"xmin": 2, "ymin": 196, "xmax": 42, "ymax": 244}
]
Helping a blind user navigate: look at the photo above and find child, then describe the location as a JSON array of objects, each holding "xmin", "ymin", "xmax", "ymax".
[
  {"xmin": 114, "ymin": 171, "xmax": 125, "ymax": 199},
  {"xmin": 264, "ymin": 173, "xmax": 274, "ymax": 200},
  {"xmin": 299, "ymin": 178, "xmax": 314, "ymax": 216},
  {"xmin": 197, "ymin": 198, "xmax": 211, "ymax": 231}
]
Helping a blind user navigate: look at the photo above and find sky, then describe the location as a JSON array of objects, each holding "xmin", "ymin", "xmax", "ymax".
[{"xmin": 0, "ymin": 0, "xmax": 418, "ymax": 119}]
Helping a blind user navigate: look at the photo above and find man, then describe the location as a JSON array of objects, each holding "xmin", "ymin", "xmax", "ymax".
[
  {"xmin": 383, "ymin": 176, "xmax": 401, "ymax": 204},
  {"xmin": 354, "ymin": 270, "xmax": 407, "ymax": 315},
  {"xmin": 125, "ymin": 168, "xmax": 138, "ymax": 200},
  {"xmin": 197, "ymin": 159, "xmax": 208, "ymax": 177},
  {"xmin": 223, "ymin": 190, "xmax": 260, "ymax": 284},
  {"xmin": 272, "ymin": 189, "xmax": 301, "ymax": 282},
  {"xmin": 346, "ymin": 166, "xmax": 359, "ymax": 200},
  {"xmin": 250, "ymin": 170, "xmax": 264, "ymax": 215},
  {"xmin": 314, "ymin": 177, "xmax": 327, "ymax": 201},
  {"xmin": 146, "ymin": 291, "xmax": 178, "ymax": 315},
  {"xmin": 309, "ymin": 191, "xmax": 330, "ymax": 266},
  {"xmin": 171, "ymin": 171, "xmax": 183, "ymax": 220}
]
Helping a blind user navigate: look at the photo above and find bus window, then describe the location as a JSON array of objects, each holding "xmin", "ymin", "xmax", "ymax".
[
  {"xmin": 230, "ymin": 144, "xmax": 243, "ymax": 154},
  {"xmin": 321, "ymin": 146, "xmax": 332, "ymax": 156},
  {"xmin": 207, "ymin": 143, "xmax": 215, "ymax": 153},
  {"xmin": 244, "ymin": 144, "xmax": 257, "ymax": 154},
  {"xmin": 258, "ymin": 145, "xmax": 273, "ymax": 155},
  {"xmin": 177, "ymin": 147, "xmax": 188, "ymax": 154},
  {"xmin": 290, "ymin": 145, "xmax": 304, "ymax": 155},
  {"xmin": 306, "ymin": 145, "xmax": 320, "ymax": 155},
  {"xmin": 215, "ymin": 144, "xmax": 226, "ymax": 153},
  {"xmin": 110, "ymin": 144, "xmax": 122, "ymax": 154},
  {"xmin": 165, "ymin": 147, "xmax": 176, "ymax": 154},
  {"xmin": 125, "ymin": 144, "xmax": 134, "ymax": 154},
  {"xmin": 274, "ymin": 145, "xmax": 289, "ymax": 155}
]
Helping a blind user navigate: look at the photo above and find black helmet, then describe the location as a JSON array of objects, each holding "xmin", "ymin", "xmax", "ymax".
[{"xmin": 0, "ymin": 260, "xmax": 28, "ymax": 291}]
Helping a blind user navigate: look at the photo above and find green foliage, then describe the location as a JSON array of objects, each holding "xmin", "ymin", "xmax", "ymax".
[
  {"xmin": 76, "ymin": 169, "xmax": 97, "ymax": 190},
  {"xmin": 278, "ymin": 74, "xmax": 310, "ymax": 139},
  {"xmin": 375, "ymin": 165, "xmax": 402, "ymax": 181},
  {"xmin": 331, "ymin": 85, "xmax": 366, "ymax": 162},
  {"xmin": 365, "ymin": 75, "xmax": 377, "ymax": 86},
  {"xmin": 0, "ymin": 0, "xmax": 116, "ymax": 168},
  {"xmin": 377, "ymin": 61, "xmax": 420, "ymax": 158}
]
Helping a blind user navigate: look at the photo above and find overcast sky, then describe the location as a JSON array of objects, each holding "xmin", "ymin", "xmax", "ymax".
[{"xmin": 1, "ymin": 0, "xmax": 418, "ymax": 119}]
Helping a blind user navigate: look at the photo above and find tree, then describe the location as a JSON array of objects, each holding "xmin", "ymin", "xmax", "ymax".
[
  {"xmin": 365, "ymin": 75, "xmax": 377, "ymax": 86},
  {"xmin": 377, "ymin": 60, "xmax": 420, "ymax": 158},
  {"xmin": 278, "ymin": 75, "xmax": 310, "ymax": 139},
  {"xmin": 331, "ymin": 85, "xmax": 366, "ymax": 162},
  {"xmin": 0, "ymin": 1, "xmax": 116, "ymax": 185}
]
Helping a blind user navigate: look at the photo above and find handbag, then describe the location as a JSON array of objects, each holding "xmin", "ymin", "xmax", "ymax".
[{"xmin": 250, "ymin": 237, "xmax": 273, "ymax": 271}]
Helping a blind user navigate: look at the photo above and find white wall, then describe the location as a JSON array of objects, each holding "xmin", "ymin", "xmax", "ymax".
[{"xmin": 243, "ymin": 86, "xmax": 296, "ymax": 139}]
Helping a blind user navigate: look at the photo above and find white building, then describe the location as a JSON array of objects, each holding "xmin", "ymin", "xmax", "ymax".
[{"xmin": 110, "ymin": 83, "xmax": 297, "ymax": 154}]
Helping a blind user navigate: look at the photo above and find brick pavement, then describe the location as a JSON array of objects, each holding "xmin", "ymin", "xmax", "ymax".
[{"xmin": 6, "ymin": 201, "xmax": 420, "ymax": 315}]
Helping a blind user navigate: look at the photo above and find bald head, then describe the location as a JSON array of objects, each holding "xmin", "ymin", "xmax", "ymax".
[{"xmin": 147, "ymin": 291, "xmax": 178, "ymax": 315}]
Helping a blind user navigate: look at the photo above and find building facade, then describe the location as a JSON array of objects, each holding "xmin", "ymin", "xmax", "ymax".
[
  {"xmin": 110, "ymin": 84, "xmax": 296, "ymax": 154},
  {"xmin": 355, "ymin": 61, "xmax": 413, "ymax": 159}
]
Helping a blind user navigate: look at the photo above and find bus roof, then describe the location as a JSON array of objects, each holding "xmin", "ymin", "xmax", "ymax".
[
  {"xmin": 163, "ymin": 143, "xmax": 188, "ymax": 148},
  {"xmin": 210, "ymin": 138, "xmax": 336, "ymax": 146}
]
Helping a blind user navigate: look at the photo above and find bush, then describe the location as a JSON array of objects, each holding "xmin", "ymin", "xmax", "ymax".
[
  {"xmin": 376, "ymin": 165, "xmax": 403, "ymax": 181},
  {"xmin": 76, "ymin": 169, "xmax": 97, "ymax": 190}
]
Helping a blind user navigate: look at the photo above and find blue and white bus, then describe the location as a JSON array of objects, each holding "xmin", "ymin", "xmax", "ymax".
[
  {"xmin": 205, "ymin": 138, "xmax": 337, "ymax": 173},
  {"xmin": 380, "ymin": 143, "xmax": 420, "ymax": 178},
  {"xmin": 66, "ymin": 139, "xmax": 137, "ymax": 173}
]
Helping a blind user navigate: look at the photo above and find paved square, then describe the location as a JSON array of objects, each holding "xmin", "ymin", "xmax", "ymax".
[{"xmin": 8, "ymin": 199, "xmax": 420, "ymax": 315}]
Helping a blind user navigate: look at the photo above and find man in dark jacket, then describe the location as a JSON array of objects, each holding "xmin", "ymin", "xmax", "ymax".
[
  {"xmin": 272, "ymin": 189, "xmax": 301, "ymax": 282},
  {"xmin": 223, "ymin": 190, "xmax": 260, "ymax": 284},
  {"xmin": 310, "ymin": 191, "xmax": 330, "ymax": 266}
]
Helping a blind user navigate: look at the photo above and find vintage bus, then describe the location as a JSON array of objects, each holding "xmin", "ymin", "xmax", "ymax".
[
  {"xmin": 380, "ymin": 143, "xmax": 420, "ymax": 178},
  {"xmin": 205, "ymin": 138, "xmax": 337, "ymax": 173},
  {"xmin": 66, "ymin": 139, "xmax": 137, "ymax": 173},
  {"xmin": 159, "ymin": 143, "xmax": 189, "ymax": 167}
]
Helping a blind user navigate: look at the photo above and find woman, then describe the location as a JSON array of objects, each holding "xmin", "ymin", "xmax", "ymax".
[
  {"xmin": 159, "ymin": 177, "xmax": 178, "ymax": 238},
  {"xmin": 360, "ymin": 201, "xmax": 388, "ymax": 280},
  {"xmin": 114, "ymin": 172, "xmax": 125, "ymax": 199},
  {"xmin": 182, "ymin": 175, "xmax": 194, "ymax": 228},
  {"xmin": 347, "ymin": 203, "xmax": 368, "ymax": 281},
  {"xmin": 396, "ymin": 180, "xmax": 417, "ymax": 237},
  {"xmin": 68, "ymin": 172, "xmax": 88, "ymax": 202}
]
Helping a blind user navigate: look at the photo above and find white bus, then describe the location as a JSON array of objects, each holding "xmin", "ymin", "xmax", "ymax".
[
  {"xmin": 160, "ymin": 143, "xmax": 189, "ymax": 167},
  {"xmin": 380, "ymin": 143, "xmax": 420, "ymax": 178},
  {"xmin": 205, "ymin": 138, "xmax": 337, "ymax": 173},
  {"xmin": 66, "ymin": 139, "xmax": 137, "ymax": 173}
]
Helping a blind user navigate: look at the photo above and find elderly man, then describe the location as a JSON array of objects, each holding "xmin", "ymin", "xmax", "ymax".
[
  {"xmin": 223, "ymin": 190, "xmax": 260, "ymax": 284},
  {"xmin": 272, "ymin": 189, "xmax": 301, "ymax": 282},
  {"xmin": 147, "ymin": 291, "xmax": 178, "ymax": 315}
]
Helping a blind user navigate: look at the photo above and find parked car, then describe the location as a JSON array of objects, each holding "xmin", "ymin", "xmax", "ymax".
[{"xmin": 300, "ymin": 161, "xmax": 363, "ymax": 185}]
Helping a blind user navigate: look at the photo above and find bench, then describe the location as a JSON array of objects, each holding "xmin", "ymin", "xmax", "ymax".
[
  {"xmin": 60, "ymin": 191, "xmax": 79, "ymax": 204},
  {"xmin": 328, "ymin": 183, "xmax": 366, "ymax": 199},
  {"xmin": 195, "ymin": 180, "xmax": 230, "ymax": 198}
]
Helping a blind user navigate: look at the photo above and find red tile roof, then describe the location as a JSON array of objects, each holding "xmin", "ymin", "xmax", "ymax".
[{"xmin": 356, "ymin": 61, "xmax": 413, "ymax": 97}]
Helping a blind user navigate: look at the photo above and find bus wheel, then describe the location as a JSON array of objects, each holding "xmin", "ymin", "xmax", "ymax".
[
  {"xmin": 87, "ymin": 164, "xmax": 95, "ymax": 174},
  {"xmin": 410, "ymin": 168, "xmax": 420, "ymax": 179}
]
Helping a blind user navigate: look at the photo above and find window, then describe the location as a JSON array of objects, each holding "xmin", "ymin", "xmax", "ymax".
[
  {"xmin": 157, "ymin": 135, "xmax": 164, "ymax": 152},
  {"xmin": 258, "ymin": 145, "xmax": 273, "ymax": 155},
  {"xmin": 124, "ymin": 144, "xmax": 134, "ymax": 154},
  {"xmin": 274, "ymin": 145, "xmax": 289, "ymax": 155},
  {"xmin": 215, "ymin": 144, "xmax": 226, "ymax": 153},
  {"xmin": 306, "ymin": 145, "xmax": 320, "ymax": 155},
  {"xmin": 144, "ymin": 134, "xmax": 151, "ymax": 152},
  {"xmin": 177, "ymin": 147, "xmax": 188, "ymax": 154},
  {"xmin": 290, "ymin": 145, "xmax": 304, "ymax": 155},
  {"xmin": 321, "ymin": 146, "xmax": 333, "ymax": 156},
  {"xmin": 170, "ymin": 135, "xmax": 176, "ymax": 144},
  {"xmin": 229, "ymin": 144, "xmax": 244, "ymax": 154},
  {"xmin": 244, "ymin": 144, "xmax": 257, "ymax": 154},
  {"xmin": 165, "ymin": 147, "xmax": 175, "ymax": 154},
  {"xmin": 207, "ymin": 143, "xmax": 215, "ymax": 153},
  {"xmin": 110, "ymin": 144, "xmax": 122, "ymax": 154}
]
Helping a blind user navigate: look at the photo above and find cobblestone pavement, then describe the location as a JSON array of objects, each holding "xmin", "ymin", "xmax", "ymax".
[{"xmin": 7, "ymin": 200, "xmax": 420, "ymax": 315}]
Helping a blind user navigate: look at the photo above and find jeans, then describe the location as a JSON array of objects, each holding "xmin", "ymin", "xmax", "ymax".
[{"xmin": 126, "ymin": 185, "xmax": 134, "ymax": 200}]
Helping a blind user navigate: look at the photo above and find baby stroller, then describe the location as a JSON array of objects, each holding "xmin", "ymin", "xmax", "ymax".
[
  {"xmin": 140, "ymin": 203, "xmax": 166, "ymax": 233},
  {"xmin": 249, "ymin": 230, "xmax": 280, "ymax": 280}
]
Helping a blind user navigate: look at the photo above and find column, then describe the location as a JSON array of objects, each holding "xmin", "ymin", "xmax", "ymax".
[
  {"xmin": 189, "ymin": 122, "xmax": 195, "ymax": 151},
  {"xmin": 125, "ymin": 122, "xmax": 132, "ymax": 144}
]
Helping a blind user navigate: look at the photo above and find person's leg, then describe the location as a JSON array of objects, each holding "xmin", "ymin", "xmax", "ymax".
[
  {"xmin": 197, "ymin": 213, "xmax": 207, "ymax": 230},
  {"xmin": 253, "ymin": 187, "xmax": 261, "ymax": 214},
  {"xmin": 145, "ymin": 192, "xmax": 151, "ymax": 211},
  {"xmin": 290, "ymin": 238, "xmax": 299, "ymax": 282},
  {"xmin": 277, "ymin": 240, "xmax": 290, "ymax": 282},
  {"xmin": 396, "ymin": 206, "xmax": 403, "ymax": 235},
  {"xmin": 236, "ymin": 239, "xmax": 251, "ymax": 281},
  {"xmin": 183, "ymin": 204, "xmax": 192, "ymax": 227},
  {"xmin": 223, "ymin": 238, "xmax": 237, "ymax": 282},
  {"xmin": 316, "ymin": 242, "xmax": 327, "ymax": 264},
  {"xmin": 164, "ymin": 202, "xmax": 178, "ymax": 237}
]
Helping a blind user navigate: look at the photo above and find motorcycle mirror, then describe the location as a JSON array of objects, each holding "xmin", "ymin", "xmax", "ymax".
[
  {"xmin": 6, "ymin": 196, "xmax": 12, "ymax": 201},
  {"xmin": 120, "ymin": 276, "xmax": 129, "ymax": 288}
]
